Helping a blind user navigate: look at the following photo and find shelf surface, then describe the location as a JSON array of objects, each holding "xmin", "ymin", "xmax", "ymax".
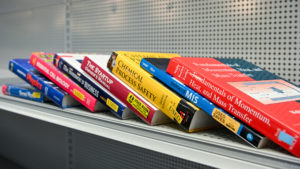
[{"xmin": 0, "ymin": 70, "xmax": 300, "ymax": 169}]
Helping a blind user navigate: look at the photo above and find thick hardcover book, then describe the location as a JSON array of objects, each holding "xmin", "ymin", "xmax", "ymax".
[
  {"xmin": 9, "ymin": 59, "xmax": 79, "ymax": 108},
  {"xmin": 29, "ymin": 52, "xmax": 104, "ymax": 112},
  {"xmin": 81, "ymin": 55, "xmax": 170, "ymax": 125},
  {"xmin": 107, "ymin": 51, "xmax": 217, "ymax": 132},
  {"xmin": 140, "ymin": 58, "xmax": 269, "ymax": 148},
  {"xmin": 167, "ymin": 57, "xmax": 300, "ymax": 156},
  {"xmin": 54, "ymin": 53, "xmax": 134, "ymax": 119},
  {"xmin": 2, "ymin": 83, "xmax": 47, "ymax": 103}
]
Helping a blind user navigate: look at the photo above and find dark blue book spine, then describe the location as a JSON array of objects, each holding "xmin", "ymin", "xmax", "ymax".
[
  {"xmin": 9, "ymin": 60, "xmax": 65, "ymax": 107},
  {"xmin": 56, "ymin": 57, "xmax": 126, "ymax": 118},
  {"xmin": 140, "ymin": 58, "xmax": 267, "ymax": 148},
  {"xmin": 3, "ymin": 84, "xmax": 45, "ymax": 102}
]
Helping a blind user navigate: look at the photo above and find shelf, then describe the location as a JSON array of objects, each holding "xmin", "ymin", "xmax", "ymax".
[{"xmin": 0, "ymin": 70, "xmax": 300, "ymax": 169}]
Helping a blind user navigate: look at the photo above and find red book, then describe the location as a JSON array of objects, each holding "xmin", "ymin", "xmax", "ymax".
[
  {"xmin": 167, "ymin": 57, "xmax": 300, "ymax": 157},
  {"xmin": 81, "ymin": 55, "xmax": 171, "ymax": 125},
  {"xmin": 30, "ymin": 52, "xmax": 104, "ymax": 112}
]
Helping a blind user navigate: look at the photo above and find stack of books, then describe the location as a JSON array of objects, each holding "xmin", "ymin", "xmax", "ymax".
[{"xmin": 3, "ymin": 51, "xmax": 300, "ymax": 157}]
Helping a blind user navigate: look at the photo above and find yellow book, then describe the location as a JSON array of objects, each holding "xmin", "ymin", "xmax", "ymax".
[{"xmin": 107, "ymin": 51, "xmax": 217, "ymax": 132}]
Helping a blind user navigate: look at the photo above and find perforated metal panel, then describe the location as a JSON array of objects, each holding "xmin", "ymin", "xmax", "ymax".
[
  {"xmin": 71, "ymin": 0, "xmax": 300, "ymax": 85},
  {"xmin": 0, "ymin": 2, "xmax": 65, "ymax": 67},
  {"xmin": 0, "ymin": 110, "xmax": 68, "ymax": 169},
  {"xmin": 71, "ymin": 129, "xmax": 215, "ymax": 169}
]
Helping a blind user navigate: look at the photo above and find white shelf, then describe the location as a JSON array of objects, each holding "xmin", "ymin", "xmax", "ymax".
[
  {"xmin": 0, "ymin": 92, "xmax": 299, "ymax": 168},
  {"xmin": 0, "ymin": 71, "xmax": 299, "ymax": 169}
]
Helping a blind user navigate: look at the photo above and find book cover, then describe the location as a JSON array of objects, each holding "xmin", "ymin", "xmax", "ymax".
[
  {"xmin": 2, "ymin": 83, "xmax": 47, "ymax": 103},
  {"xmin": 9, "ymin": 59, "xmax": 79, "ymax": 108},
  {"xmin": 107, "ymin": 51, "xmax": 217, "ymax": 132},
  {"xmin": 167, "ymin": 57, "xmax": 300, "ymax": 156},
  {"xmin": 54, "ymin": 53, "xmax": 134, "ymax": 119},
  {"xmin": 29, "ymin": 52, "xmax": 104, "ymax": 112},
  {"xmin": 140, "ymin": 58, "xmax": 269, "ymax": 148},
  {"xmin": 81, "ymin": 55, "xmax": 170, "ymax": 125}
]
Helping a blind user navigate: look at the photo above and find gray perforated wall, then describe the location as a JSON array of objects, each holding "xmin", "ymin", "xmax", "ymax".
[
  {"xmin": 70, "ymin": 0, "xmax": 300, "ymax": 85},
  {"xmin": 71, "ymin": 129, "xmax": 216, "ymax": 169},
  {"xmin": 0, "ymin": 1, "xmax": 65, "ymax": 65}
]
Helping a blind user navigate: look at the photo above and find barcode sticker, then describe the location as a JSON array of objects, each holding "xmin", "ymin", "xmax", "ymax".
[
  {"xmin": 212, "ymin": 108, "xmax": 240, "ymax": 133},
  {"xmin": 106, "ymin": 98, "xmax": 119, "ymax": 112},
  {"xmin": 73, "ymin": 89, "xmax": 85, "ymax": 101},
  {"xmin": 32, "ymin": 92, "xmax": 41, "ymax": 98},
  {"xmin": 127, "ymin": 93, "xmax": 149, "ymax": 118}
]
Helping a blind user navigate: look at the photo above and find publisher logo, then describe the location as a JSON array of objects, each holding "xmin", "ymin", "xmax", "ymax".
[{"xmin": 246, "ymin": 133, "xmax": 254, "ymax": 141}]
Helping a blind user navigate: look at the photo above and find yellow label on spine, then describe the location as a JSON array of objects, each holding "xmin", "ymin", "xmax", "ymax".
[
  {"xmin": 127, "ymin": 93, "xmax": 149, "ymax": 118},
  {"xmin": 73, "ymin": 89, "xmax": 85, "ymax": 101},
  {"xmin": 167, "ymin": 100, "xmax": 183, "ymax": 124},
  {"xmin": 10, "ymin": 63, "xmax": 13, "ymax": 71},
  {"xmin": 32, "ymin": 92, "xmax": 41, "ymax": 98},
  {"xmin": 116, "ymin": 51, "xmax": 180, "ymax": 65},
  {"xmin": 106, "ymin": 98, "xmax": 119, "ymax": 112},
  {"xmin": 212, "ymin": 108, "xmax": 240, "ymax": 133},
  {"xmin": 172, "ymin": 108, "xmax": 183, "ymax": 124}
]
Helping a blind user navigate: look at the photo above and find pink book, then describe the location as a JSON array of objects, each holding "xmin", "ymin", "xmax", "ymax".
[
  {"xmin": 81, "ymin": 54, "xmax": 171, "ymax": 125},
  {"xmin": 30, "ymin": 52, "xmax": 104, "ymax": 112}
]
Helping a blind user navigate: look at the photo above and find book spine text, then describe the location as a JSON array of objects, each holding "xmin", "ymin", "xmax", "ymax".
[
  {"xmin": 2, "ymin": 84, "xmax": 45, "ymax": 102},
  {"xmin": 9, "ymin": 60, "xmax": 65, "ymax": 107},
  {"xmin": 140, "ymin": 58, "xmax": 266, "ymax": 147},
  {"xmin": 109, "ymin": 54, "xmax": 195, "ymax": 130},
  {"xmin": 30, "ymin": 53, "xmax": 98, "ymax": 112},
  {"xmin": 56, "ymin": 57, "xmax": 125, "ymax": 117},
  {"xmin": 82, "ymin": 57, "xmax": 156, "ymax": 124},
  {"xmin": 167, "ymin": 59, "xmax": 298, "ymax": 154}
]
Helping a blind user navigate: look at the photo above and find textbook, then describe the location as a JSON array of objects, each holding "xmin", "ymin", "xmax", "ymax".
[
  {"xmin": 2, "ymin": 83, "xmax": 47, "ymax": 103},
  {"xmin": 167, "ymin": 57, "xmax": 300, "ymax": 156},
  {"xmin": 54, "ymin": 53, "xmax": 134, "ymax": 119},
  {"xmin": 140, "ymin": 58, "xmax": 269, "ymax": 148},
  {"xmin": 9, "ymin": 59, "xmax": 79, "ymax": 108},
  {"xmin": 107, "ymin": 51, "xmax": 217, "ymax": 132},
  {"xmin": 81, "ymin": 54, "xmax": 170, "ymax": 125},
  {"xmin": 30, "ymin": 52, "xmax": 104, "ymax": 112}
]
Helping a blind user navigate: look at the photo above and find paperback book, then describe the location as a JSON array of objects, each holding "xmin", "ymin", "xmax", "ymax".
[
  {"xmin": 140, "ymin": 58, "xmax": 269, "ymax": 148},
  {"xmin": 54, "ymin": 53, "xmax": 134, "ymax": 119},
  {"xmin": 30, "ymin": 52, "xmax": 104, "ymax": 112},
  {"xmin": 81, "ymin": 54, "xmax": 170, "ymax": 125},
  {"xmin": 2, "ymin": 83, "xmax": 47, "ymax": 103},
  {"xmin": 107, "ymin": 51, "xmax": 218, "ymax": 132},
  {"xmin": 9, "ymin": 59, "xmax": 79, "ymax": 108},
  {"xmin": 167, "ymin": 57, "xmax": 300, "ymax": 156}
]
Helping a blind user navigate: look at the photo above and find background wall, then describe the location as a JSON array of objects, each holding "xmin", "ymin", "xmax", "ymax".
[
  {"xmin": 0, "ymin": 0, "xmax": 65, "ymax": 65},
  {"xmin": 0, "ymin": 0, "xmax": 299, "ymax": 85}
]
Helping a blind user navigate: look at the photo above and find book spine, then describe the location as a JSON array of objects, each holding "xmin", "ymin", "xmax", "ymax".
[
  {"xmin": 30, "ymin": 53, "xmax": 98, "ymax": 112},
  {"xmin": 140, "ymin": 58, "xmax": 266, "ymax": 148},
  {"xmin": 56, "ymin": 57, "xmax": 125, "ymax": 118},
  {"xmin": 9, "ymin": 60, "xmax": 65, "ymax": 107},
  {"xmin": 167, "ymin": 59, "xmax": 299, "ymax": 156},
  {"xmin": 81, "ymin": 57, "xmax": 155, "ymax": 124},
  {"xmin": 108, "ymin": 53, "xmax": 195, "ymax": 131},
  {"xmin": 2, "ymin": 84, "xmax": 45, "ymax": 102}
]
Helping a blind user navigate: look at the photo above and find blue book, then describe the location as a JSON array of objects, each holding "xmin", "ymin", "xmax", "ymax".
[
  {"xmin": 140, "ymin": 58, "xmax": 269, "ymax": 148},
  {"xmin": 2, "ymin": 83, "xmax": 47, "ymax": 102},
  {"xmin": 54, "ymin": 53, "xmax": 134, "ymax": 119},
  {"xmin": 9, "ymin": 59, "xmax": 79, "ymax": 108}
]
